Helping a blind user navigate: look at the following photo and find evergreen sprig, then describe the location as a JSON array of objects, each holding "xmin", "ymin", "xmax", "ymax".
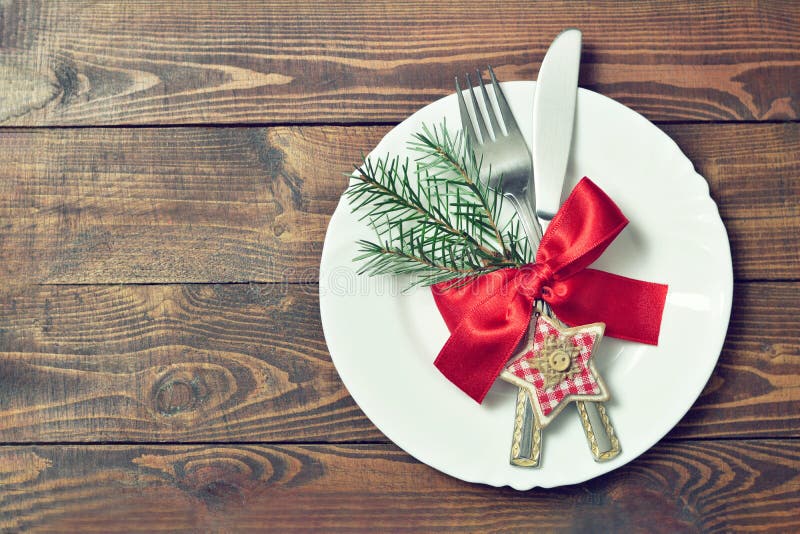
[{"xmin": 346, "ymin": 122, "xmax": 532, "ymax": 288}]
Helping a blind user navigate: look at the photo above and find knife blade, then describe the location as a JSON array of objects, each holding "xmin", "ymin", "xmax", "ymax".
[
  {"xmin": 532, "ymin": 28, "xmax": 582, "ymax": 222},
  {"xmin": 531, "ymin": 29, "xmax": 621, "ymax": 462}
]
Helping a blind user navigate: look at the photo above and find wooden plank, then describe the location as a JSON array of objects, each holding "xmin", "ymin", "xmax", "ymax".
[
  {"xmin": 0, "ymin": 123, "xmax": 797, "ymax": 285},
  {"xmin": 0, "ymin": 281, "xmax": 795, "ymax": 443},
  {"xmin": 0, "ymin": 441, "xmax": 797, "ymax": 532},
  {"xmin": 0, "ymin": 126, "xmax": 374, "ymax": 286},
  {"xmin": 0, "ymin": 1, "xmax": 796, "ymax": 126},
  {"xmin": 0, "ymin": 283, "xmax": 382, "ymax": 443}
]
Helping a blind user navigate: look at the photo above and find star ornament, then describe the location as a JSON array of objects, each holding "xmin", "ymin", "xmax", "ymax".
[{"xmin": 501, "ymin": 314, "xmax": 609, "ymax": 427}]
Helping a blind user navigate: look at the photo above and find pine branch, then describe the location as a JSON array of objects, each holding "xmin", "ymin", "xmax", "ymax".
[
  {"xmin": 346, "ymin": 121, "xmax": 531, "ymax": 288},
  {"xmin": 410, "ymin": 123, "xmax": 509, "ymax": 256},
  {"xmin": 349, "ymin": 155, "xmax": 502, "ymax": 259}
]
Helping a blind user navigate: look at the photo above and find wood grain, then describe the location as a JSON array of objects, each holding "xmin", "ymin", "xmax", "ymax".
[
  {"xmin": 0, "ymin": 123, "xmax": 796, "ymax": 285},
  {"xmin": 663, "ymin": 122, "xmax": 800, "ymax": 281},
  {"xmin": 0, "ymin": 441, "xmax": 797, "ymax": 532},
  {"xmin": 671, "ymin": 282, "xmax": 800, "ymax": 439},
  {"xmin": 0, "ymin": 1, "xmax": 796, "ymax": 126},
  {"xmin": 0, "ymin": 281, "xmax": 794, "ymax": 443},
  {"xmin": 0, "ymin": 283, "xmax": 380, "ymax": 443},
  {"xmin": 0, "ymin": 126, "xmax": 366, "ymax": 285},
  {"xmin": 0, "ymin": 1, "xmax": 795, "ymax": 530}
]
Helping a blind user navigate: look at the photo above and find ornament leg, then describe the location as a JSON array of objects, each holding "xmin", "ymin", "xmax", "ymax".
[
  {"xmin": 544, "ymin": 306, "xmax": 621, "ymax": 462},
  {"xmin": 510, "ymin": 388, "xmax": 542, "ymax": 467},
  {"xmin": 576, "ymin": 401, "xmax": 621, "ymax": 462}
]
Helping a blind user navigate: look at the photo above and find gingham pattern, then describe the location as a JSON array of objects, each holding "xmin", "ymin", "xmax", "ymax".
[{"xmin": 506, "ymin": 317, "xmax": 600, "ymax": 416}]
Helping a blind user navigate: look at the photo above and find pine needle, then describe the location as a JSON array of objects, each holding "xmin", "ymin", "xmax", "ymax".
[{"xmin": 346, "ymin": 121, "xmax": 532, "ymax": 288}]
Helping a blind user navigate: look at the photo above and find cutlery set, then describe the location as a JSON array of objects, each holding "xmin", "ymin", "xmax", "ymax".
[{"xmin": 455, "ymin": 29, "xmax": 621, "ymax": 467}]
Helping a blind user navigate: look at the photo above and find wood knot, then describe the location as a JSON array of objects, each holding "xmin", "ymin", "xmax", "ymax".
[
  {"xmin": 133, "ymin": 448, "xmax": 276, "ymax": 510},
  {"xmin": 183, "ymin": 465, "xmax": 246, "ymax": 510},
  {"xmin": 154, "ymin": 371, "xmax": 209, "ymax": 415},
  {"xmin": 139, "ymin": 350, "xmax": 265, "ymax": 425}
]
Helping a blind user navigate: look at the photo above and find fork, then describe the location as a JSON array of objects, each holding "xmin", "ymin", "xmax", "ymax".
[
  {"xmin": 456, "ymin": 67, "xmax": 545, "ymax": 467},
  {"xmin": 455, "ymin": 68, "xmax": 544, "ymax": 247}
]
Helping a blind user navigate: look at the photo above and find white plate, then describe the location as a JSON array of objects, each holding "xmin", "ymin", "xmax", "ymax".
[{"xmin": 319, "ymin": 82, "xmax": 732, "ymax": 489}]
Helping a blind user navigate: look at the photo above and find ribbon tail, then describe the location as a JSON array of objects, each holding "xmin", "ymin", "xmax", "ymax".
[
  {"xmin": 548, "ymin": 269, "xmax": 668, "ymax": 345},
  {"xmin": 433, "ymin": 276, "xmax": 535, "ymax": 403}
]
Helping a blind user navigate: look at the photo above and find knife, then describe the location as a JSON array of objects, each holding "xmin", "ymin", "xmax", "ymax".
[
  {"xmin": 532, "ymin": 28, "xmax": 582, "ymax": 221},
  {"xmin": 532, "ymin": 28, "xmax": 621, "ymax": 462}
]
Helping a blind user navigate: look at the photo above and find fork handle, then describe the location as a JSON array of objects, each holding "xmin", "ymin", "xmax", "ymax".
[{"xmin": 505, "ymin": 194, "xmax": 544, "ymax": 246}]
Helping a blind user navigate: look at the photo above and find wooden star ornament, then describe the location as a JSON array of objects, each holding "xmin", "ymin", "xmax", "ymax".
[{"xmin": 501, "ymin": 314, "xmax": 609, "ymax": 427}]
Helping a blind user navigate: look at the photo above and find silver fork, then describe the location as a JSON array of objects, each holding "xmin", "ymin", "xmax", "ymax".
[
  {"xmin": 456, "ymin": 68, "xmax": 544, "ymax": 248},
  {"xmin": 456, "ymin": 67, "xmax": 545, "ymax": 467}
]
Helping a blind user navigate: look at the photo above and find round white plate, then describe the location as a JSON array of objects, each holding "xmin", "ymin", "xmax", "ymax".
[{"xmin": 319, "ymin": 82, "xmax": 732, "ymax": 489}]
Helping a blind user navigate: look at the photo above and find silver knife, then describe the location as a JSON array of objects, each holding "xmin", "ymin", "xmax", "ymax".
[
  {"xmin": 532, "ymin": 28, "xmax": 621, "ymax": 462},
  {"xmin": 532, "ymin": 28, "xmax": 582, "ymax": 220}
]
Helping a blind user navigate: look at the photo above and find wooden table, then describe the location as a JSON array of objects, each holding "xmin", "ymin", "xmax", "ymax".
[{"xmin": 0, "ymin": 1, "xmax": 797, "ymax": 531}]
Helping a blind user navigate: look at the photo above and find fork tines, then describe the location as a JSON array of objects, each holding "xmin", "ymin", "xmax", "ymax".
[{"xmin": 455, "ymin": 66, "xmax": 520, "ymax": 147}]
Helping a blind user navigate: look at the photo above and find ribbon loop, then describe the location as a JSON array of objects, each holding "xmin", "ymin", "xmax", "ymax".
[{"xmin": 432, "ymin": 177, "xmax": 668, "ymax": 403}]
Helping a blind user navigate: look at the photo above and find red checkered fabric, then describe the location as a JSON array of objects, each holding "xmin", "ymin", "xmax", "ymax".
[{"xmin": 506, "ymin": 318, "xmax": 600, "ymax": 416}]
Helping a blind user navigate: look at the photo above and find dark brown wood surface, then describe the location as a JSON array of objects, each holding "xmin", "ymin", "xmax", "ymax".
[
  {"xmin": 0, "ymin": 0, "xmax": 797, "ymax": 125},
  {"xmin": 0, "ymin": 0, "xmax": 797, "ymax": 531},
  {"xmin": 0, "ymin": 441, "xmax": 798, "ymax": 532}
]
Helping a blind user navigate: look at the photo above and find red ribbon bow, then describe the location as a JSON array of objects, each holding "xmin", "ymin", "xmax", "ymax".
[{"xmin": 432, "ymin": 177, "xmax": 668, "ymax": 403}]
